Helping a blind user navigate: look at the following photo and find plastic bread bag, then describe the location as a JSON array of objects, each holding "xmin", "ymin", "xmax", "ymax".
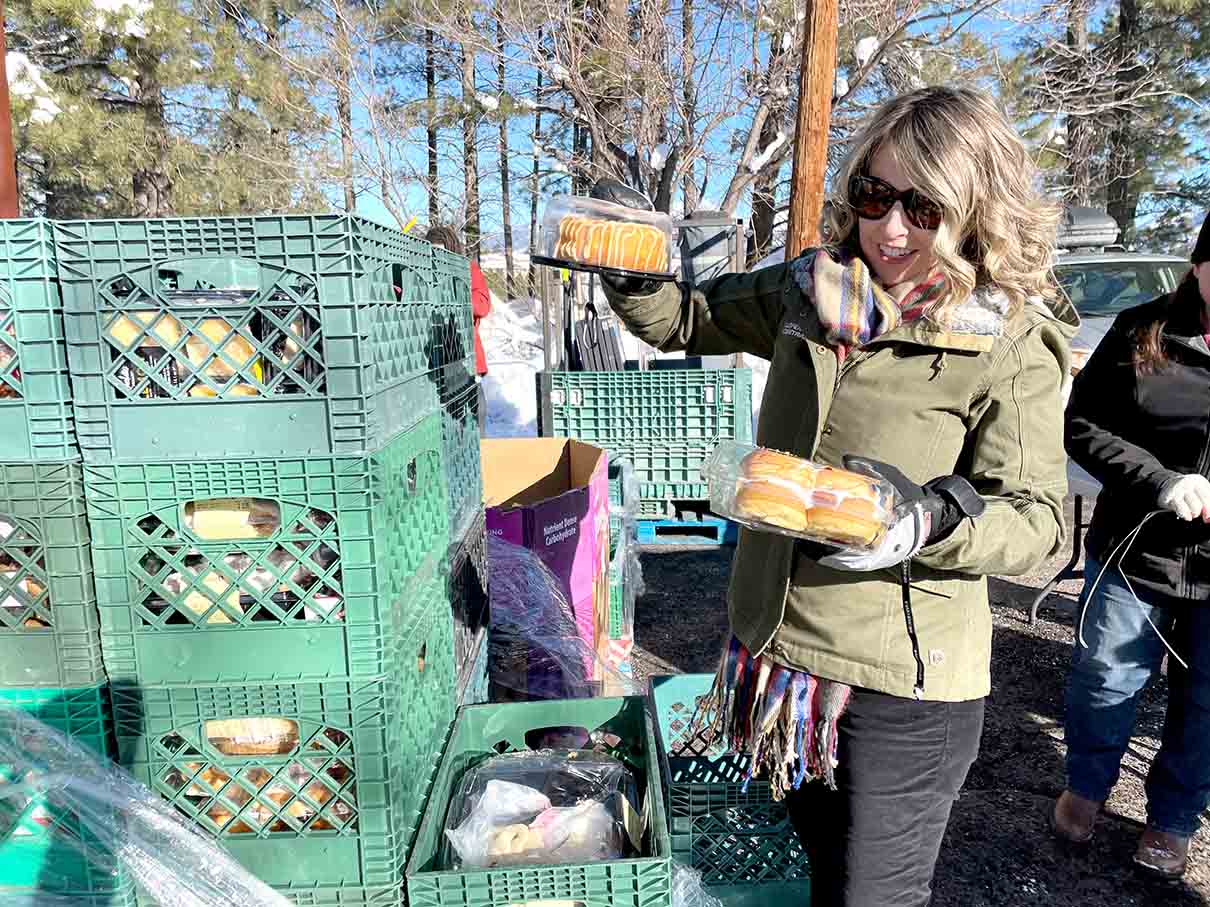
[
  {"xmin": 487, "ymin": 535, "xmax": 638, "ymax": 703},
  {"xmin": 442, "ymin": 749, "xmax": 641, "ymax": 870},
  {"xmin": 535, "ymin": 195, "xmax": 675, "ymax": 280},
  {"xmin": 0, "ymin": 705, "xmax": 292, "ymax": 907},
  {"xmin": 700, "ymin": 441, "xmax": 898, "ymax": 551},
  {"xmin": 671, "ymin": 862, "xmax": 726, "ymax": 907}
]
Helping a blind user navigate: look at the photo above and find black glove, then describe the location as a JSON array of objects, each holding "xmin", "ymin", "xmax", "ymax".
[
  {"xmin": 589, "ymin": 179, "xmax": 662, "ymax": 295},
  {"xmin": 844, "ymin": 456, "xmax": 986, "ymax": 546}
]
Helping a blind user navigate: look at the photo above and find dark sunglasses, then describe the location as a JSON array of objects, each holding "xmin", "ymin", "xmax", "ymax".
[{"xmin": 849, "ymin": 174, "xmax": 944, "ymax": 231}]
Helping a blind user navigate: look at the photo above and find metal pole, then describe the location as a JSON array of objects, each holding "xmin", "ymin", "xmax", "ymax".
[
  {"xmin": 0, "ymin": 0, "xmax": 19, "ymax": 217},
  {"xmin": 784, "ymin": 0, "xmax": 837, "ymax": 257}
]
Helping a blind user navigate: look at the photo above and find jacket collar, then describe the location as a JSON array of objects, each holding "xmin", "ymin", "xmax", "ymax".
[{"xmin": 1163, "ymin": 278, "xmax": 1208, "ymax": 346}]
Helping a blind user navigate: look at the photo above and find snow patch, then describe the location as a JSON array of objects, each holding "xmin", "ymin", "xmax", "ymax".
[
  {"xmin": 476, "ymin": 91, "xmax": 500, "ymax": 112},
  {"xmin": 781, "ymin": 31, "xmax": 795, "ymax": 52},
  {"xmin": 515, "ymin": 96, "xmax": 537, "ymax": 110},
  {"xmin": 747, "ymin": 132, "xmax": 787, "ymax": 173},
  {"xmin": 649, "ymin": 143, "xmax": 669, "ymax": 171},
  {"xmin": 855, "ymin": 36, "xmax": 880, "ymax": 68},
  {"xmin": 92, "ymin": 0, "xmax": 152, "ymax": 37},
  {"xmin": 834, "ymin": 74, "xmax": 849, "ymax": 99},
  {"xmin": 549, "ymin": 63, "xmax": 570, "ymax": 82},
  {"xmin": 7, "ymin": 53, "xmax": 62, "ymax": 125}
]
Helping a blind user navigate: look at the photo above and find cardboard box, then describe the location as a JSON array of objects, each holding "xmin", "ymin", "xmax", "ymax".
[{"xmin": 481, "ymin": 438, "xmax": 610, "ymax": 685}]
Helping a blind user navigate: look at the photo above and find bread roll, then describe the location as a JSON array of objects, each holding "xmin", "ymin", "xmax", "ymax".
[
  {"xmin": 804, "ymin": 496, "xmax": 886, "ymax": 547},
  {"xmin": 733, "ymin": 482, "xmax": 807, "ymax": 532},
  {"xmin": 554, "ymin": 215, "xmax": 669, "ymax": 273}
]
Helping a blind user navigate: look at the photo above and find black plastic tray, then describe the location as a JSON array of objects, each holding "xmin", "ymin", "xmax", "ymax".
[{"xmin": 531, "ymin": 254, "xmax": 677, "ymax": 283}]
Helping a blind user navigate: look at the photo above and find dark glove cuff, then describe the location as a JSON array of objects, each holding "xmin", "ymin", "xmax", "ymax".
[{"xmin": 923, "ymin": 475, "xmax": 985, "ymax": 542}]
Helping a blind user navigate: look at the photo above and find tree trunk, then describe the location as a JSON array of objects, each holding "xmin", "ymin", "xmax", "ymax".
[
  {"xmin": 1064, "ymin": 0, "xmax": 1094, "ymax": 205},
  {"xmin": 497, "ymin": 12, "xmax": 516, "ymax": 298},
  {"xmin": 335, "ymin": 15, "xmax": 356, "ymax": 212},
  {"xmin": 426, "ymin": 28, "xmax": 439, "ymax": 225},
  {"xmin": 681, "ymin": 0, "xmax": 698, "ymax": 214},
  {"xmin": 461, "ymin": 37, "xmax": 481, "ymax": 259},
  {"xmin": 1106, "ymin": 0, "xmax": 1141, "ymax": 243},
  {"xmin": 131, "ymin": 49, "xmax": 173, "ymax": 217},
  {"xmin": 529, "ymin": 38, "xmax": 542, "ymax": 297}
]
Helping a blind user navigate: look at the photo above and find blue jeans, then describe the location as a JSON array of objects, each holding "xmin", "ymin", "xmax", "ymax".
[{"xmin": 1064, "ymin": 556, "xmax": 1210, "ymax": 837}]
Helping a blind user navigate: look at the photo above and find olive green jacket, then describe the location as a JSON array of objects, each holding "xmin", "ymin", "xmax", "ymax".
[{"xmin": 604, "ymin": 258, "xmax": 1078, "ymax": 701}]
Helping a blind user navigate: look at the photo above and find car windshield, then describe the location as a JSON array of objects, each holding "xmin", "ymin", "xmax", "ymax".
[{"xmin": 1055, "ymin": 260, "xmax": 1184, "ymax": 317}]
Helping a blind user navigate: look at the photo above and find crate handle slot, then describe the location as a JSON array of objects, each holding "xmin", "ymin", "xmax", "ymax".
[
  {"xmin": 0, "ymin": 290, "xmax": 22, "ymax": 400},
  {"xmin": 407, "ymin": 458, "xmax": 419, "ymax": 494},
  {"xmin": 184, "ymin": 498, "xmax": 281, "ymax": 541},
  {"xmin": 205, "ymin": 717, "xmax": 300, "ymax": 755}
]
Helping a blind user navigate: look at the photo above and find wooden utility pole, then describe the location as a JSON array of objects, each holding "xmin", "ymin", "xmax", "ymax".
[
  {"xmin": 0, "ymin": 0, "xmax": 20, "ymax": 217},
  {"xmin": 784, "ymin": 0, "xmax": 838, "ymax": 256}
]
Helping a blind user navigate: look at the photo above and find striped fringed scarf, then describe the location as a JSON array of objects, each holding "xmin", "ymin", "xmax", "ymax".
[
  {"xmin": 689, "ymin": 637, "xmax": 853, "ymax": 799},
  {"xmin": 788, "ymin": 247, "xmax": 947, "ymax": 363}
]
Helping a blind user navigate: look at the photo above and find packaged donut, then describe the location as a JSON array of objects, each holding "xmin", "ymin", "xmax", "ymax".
[
  {"xmin": 701, "ymin": 441, "xmax": 898, "ymax": 550},
  {"xmin": 534, "ymin": 195, "xmax": 675, "ymax": 280}
]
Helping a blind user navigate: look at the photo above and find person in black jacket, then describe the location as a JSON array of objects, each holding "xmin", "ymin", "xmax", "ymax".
[{"xmin": 1054, "ymin": 210, "xmax": 1210, "ymax": 879}]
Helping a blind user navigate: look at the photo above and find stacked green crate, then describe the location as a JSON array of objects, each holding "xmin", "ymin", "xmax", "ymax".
[
  {"xmin": 430, "ymin": 244, "xmax": 480, "ymax": 539},
  {"xmin": 447, "ymin": 510, "xmax": 488, "ymax": 707},
  {"xmin": 406, "ymin": 696, "xmax": 672, "ymax": 907},
  {"xmin": 0, "ymin": 685, "xmax": 136, "ymax": 905},
  {"xmin": 52, "ymin": 215, "xmax": 442, "ymax": 462},
  {"xmin": 648, "ymin": 675, "xmax": 809, "ymax": 906},
  {"xmin": 539, "ymin": 368, "xmax": 753, "ymax": 518},
  {"xmin": 48, "ymin": 214, "xmax": 471, "ymax": 904}
]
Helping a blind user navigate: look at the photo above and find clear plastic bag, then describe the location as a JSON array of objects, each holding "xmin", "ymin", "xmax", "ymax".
[
  {"xmin": 487, "ymin": 535, "xmax": 637, "ymax": 702},
  {"xmin": 0, "ymin": 706, "xmax": 292, "ymax": 907},
  {"xmin": 441, "ymin": 749, "xmax": 640, "ymax": 870},
  {"xmin": 671, "ymin": 862, "xmax": 726, "ymax": 907},
  {"xmin": 597, "ymin": 529, "xmax": 645, "ymax": 688},
  {"xmin": 700, "ymin": 441, "xmax": 897, "ymax": 550}
]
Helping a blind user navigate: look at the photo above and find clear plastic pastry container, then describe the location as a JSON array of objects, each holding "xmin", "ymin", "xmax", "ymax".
[
  {"xmin": 700, "ymin": 441, "xmax": 898, "ymax": 550},
  {"xmin": 534, "ymin": 195, "xmax": 675, "ymax": 281}
]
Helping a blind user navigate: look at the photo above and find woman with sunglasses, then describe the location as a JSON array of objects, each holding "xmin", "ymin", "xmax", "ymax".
[{"xmin": 593, "ymin": 85, "xmax": 1077, "ymax": 906}]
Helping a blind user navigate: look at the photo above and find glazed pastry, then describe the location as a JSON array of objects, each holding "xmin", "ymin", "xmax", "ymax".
[
  {"xmin": 205, "ymin": 717, "xmax": 300, "ymax": 755},
  {"xmin": 553, "ymin": 216, "xmax": 669, "ymax": 273}
]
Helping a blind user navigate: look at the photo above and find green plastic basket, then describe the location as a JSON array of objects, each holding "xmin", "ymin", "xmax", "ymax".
[
  {"xmin": 111, "ymin": 672, "xmax": 449, "ymax": 892},
  {"xmin": 648, "ymin": 675, "xmax": 807, "ymax": 888},
  {"xmin": 53, "ymin": 215, "xmax": 445, "ymax": 461},
  {"xmin": 0, "ymin": 684, "xmax": 136, "ymax": 903},
  {"xmin": 446, "ymin": 510, "xmax": 487, "ymax": 674},
  {"xmin": 275, "ymin": 885, "xmax": 403, "ymax": 906},
  {"xmin": 454, "ymin": 627, "xmax": 488, "ymax": 708},
  {"xmin": 406, "ymin": 696, "xmax": 672, "ymax": 907},
  {"xmin": 85, "ymin": 415, "xmax": 450, "ymax": 685},
  {"xmin": 0, "ymin": 460, "xmax": 105, "ymax": 687},
  {"xmin": 0, "ymin": 219, "xmax": 79, "ymax": 461},
  {"xmin": 442, "ymin": 384, "xmax": 482, "ymax": 541}
]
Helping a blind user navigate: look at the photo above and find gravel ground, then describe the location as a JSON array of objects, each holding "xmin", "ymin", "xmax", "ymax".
[{"xmin": 630, "ymin": 497, "xmax": 1209, "ymax": 906}]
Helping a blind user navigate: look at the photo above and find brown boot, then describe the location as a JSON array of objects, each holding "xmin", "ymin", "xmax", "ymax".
[
  {"xmin": 1051, "ymin": 790, "xmax": 1100, "ymax": 844},
  {"xmin": 1134, "ymin": 827, "xmax": 1190, "ymax": 879}
]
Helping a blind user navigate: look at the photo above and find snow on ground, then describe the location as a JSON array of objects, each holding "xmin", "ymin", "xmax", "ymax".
[{"xmin": 480, "ymin": 287, "xmax": 769, "ymax": 439}]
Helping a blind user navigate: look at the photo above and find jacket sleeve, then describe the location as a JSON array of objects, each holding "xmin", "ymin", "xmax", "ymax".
[
  {"xmin": 914, "ymin": 319, "xmax": 1070, "ymax": 576},
  {"xmin": 470, "ymin": 262, "xmax": 492, "ymax": 320},
  {"xmin": 1064, "ymin": 316, "xmax": 1179, "ymax": 504},
  {"xmin": 600, "ymin": 263, "xmax": 790, "ymax": 360}
]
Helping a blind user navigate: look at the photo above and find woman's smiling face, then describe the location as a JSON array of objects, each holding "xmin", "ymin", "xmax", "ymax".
[{"xmin": 857, "ymin": 147, "xmax": 941, "ymax": 288}]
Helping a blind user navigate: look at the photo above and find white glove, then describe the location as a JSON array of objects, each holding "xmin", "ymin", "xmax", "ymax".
[
  {"xmin": 1158, "ymin": 474, "xmax": 1210, "ymax": 522},
  {"xmin": 818, "ymin": 504, "xmax": 932, "ymax": 572}
]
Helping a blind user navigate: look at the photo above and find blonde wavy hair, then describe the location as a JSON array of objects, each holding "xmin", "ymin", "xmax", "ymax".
[{"xmin": 826, "ymin": 86, "xmax": 1060, "ymax": 321}]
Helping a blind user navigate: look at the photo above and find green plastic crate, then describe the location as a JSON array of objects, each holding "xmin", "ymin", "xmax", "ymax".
[
  {"xmin": 0, "ymin": 684, "xmax": 137, "ymax": 904},
  {"xmin": 442, "ymin": 383, "xmax": 482, "ymax": 540},
  {"xmin": 455, "ymin": 627, "xmax": 488, "ymax": 707},
  {"xmin": 541, "ymin": 369, "xmax": 752, "ymax": 444},
  {"xmin": 85, "ymin": 414, "xmax": 450, "ymax": 685},
  {"xmin": 431, "ymin": 246, "xmax": 470, "ymax": 311},
  {"xmin": 52, "ymin": 215, "xmax": 445, "ymax": 461},
  {"xmin": 111, "ymin": 672, "xmax": 447, "ymax": 892},
  {"xmin": 0, "ymin": 461, "xmax": 105, "ymax": 687},
  {"xmin": 0, "ymin": 219, "xmax": 79, "ymax": 461},
  {"xmin": 446, "ymin": 510, "xmax": 487, "ymax": 674},
  {"xmin": 648, "ymin": 675, "xmax": 808, "ymax": 889},
  {"xmin": 406, "ymin": 696, "xmax": 672, "ymax": 907},
  {"xmin": 276, "ymin": 885, "xmax": 403, "ymax": 906}
]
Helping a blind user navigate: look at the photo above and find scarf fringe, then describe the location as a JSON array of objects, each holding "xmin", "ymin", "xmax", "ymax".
[{"xmin": 687, "ymin": 637, "xmax": 853, "ymax": 800}]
